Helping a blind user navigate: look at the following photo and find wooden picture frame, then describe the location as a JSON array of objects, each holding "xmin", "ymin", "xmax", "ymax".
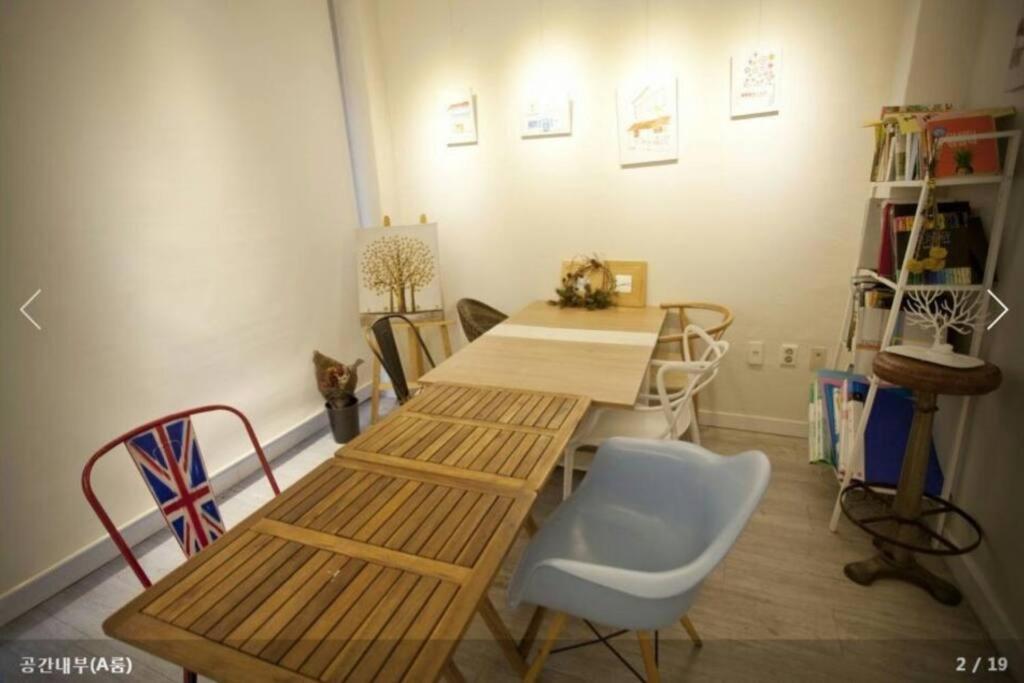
[{"xmin": 560, "ymin": 260, "xmax": 647, "ymax": 308}]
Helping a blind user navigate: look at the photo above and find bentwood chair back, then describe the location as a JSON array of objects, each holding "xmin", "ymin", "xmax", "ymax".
[
  {"xmin": 456, "ymin": 298, "xmax": 508, "ymax": 342},
  {"xmin": 511, "ymin": 437, "xmax": 770, "ymax": 682},
  {"xmin": 658, "ymin": 301, "xmax": 735, "ymax": 351},
  {"xmin": 81, "ymin": 405, "xmax": 279, "ymax": 683},
  {"xmin": 367, "ymin": 314, "xmax": 436, "ymax": 404}
]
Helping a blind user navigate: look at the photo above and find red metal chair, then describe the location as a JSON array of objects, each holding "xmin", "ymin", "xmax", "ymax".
[{"xmin": 82, "ymin": 405, "xmax": 280, "ymax": 683}]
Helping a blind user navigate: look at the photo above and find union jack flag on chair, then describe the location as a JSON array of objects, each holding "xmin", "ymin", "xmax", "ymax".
[
  {"xmin": 125, "ymin": 417, "xmax": 226, "ymax": 556},
  {"xmin": 82, "ymin": 405, "xmax": 280, "ymax": 683}
]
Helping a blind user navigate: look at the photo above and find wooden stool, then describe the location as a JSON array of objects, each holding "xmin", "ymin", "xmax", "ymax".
[
  {"xmin": 842, "ymin": 351, "xmax": 1000, "ymax": 605},
  {"xmin": 368, "ymin": 319, "xmax": 455, "ymax": 423}
]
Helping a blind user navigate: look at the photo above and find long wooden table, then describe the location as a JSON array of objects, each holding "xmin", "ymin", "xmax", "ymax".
[
  {"xmin": 105, "ymin": 383, "xmax": 589, "ymax": 682},
  {"xmin": 418, "ymin": 301, "xmax": 667, "ymax": 407}
]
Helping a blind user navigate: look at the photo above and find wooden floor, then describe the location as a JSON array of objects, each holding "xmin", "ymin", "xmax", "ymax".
[{"xmin": 0, "ymin": 402, "xmax": 1004, "ymax": 682}]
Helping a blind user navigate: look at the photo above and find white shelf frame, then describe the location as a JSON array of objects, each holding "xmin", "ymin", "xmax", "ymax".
[
  {"xmin": 828, "ymin": 128, "xmax": 1020, "ymax": 533},
  {"xmin": 854, "ymin": 268, "xmax": 987, "ymax": 293}
]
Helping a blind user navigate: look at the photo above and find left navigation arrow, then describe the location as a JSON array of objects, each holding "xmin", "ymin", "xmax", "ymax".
[{"xmin": 20, "ymin": 289, "xmax": 42, "ymax": 330}]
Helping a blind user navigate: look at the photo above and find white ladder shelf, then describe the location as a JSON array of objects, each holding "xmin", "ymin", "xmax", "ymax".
[{"xmin": 828, "ymin": 129, "xmax": 1020, "ymax": 532}]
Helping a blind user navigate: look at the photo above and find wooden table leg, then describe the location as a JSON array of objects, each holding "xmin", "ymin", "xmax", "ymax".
[
  {"xmin": 477, "ymin": 596, "xmax": 528, "ymax": 676},
  {"xmin": 518, "ymin": 605, "xmax": 547, "ymax": 657},
  {"xmin": 522, "ymin": 514, "xmax": 539, "ymax": 538},
  {"xmin": 441, "ymin": 659, "xmax": 467, "ymax": 683}
]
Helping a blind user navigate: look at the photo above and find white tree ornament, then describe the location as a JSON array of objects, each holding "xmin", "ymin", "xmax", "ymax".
[{"xmin": 886, "ymin": 291, "xmax": 986, "ymax": 368}]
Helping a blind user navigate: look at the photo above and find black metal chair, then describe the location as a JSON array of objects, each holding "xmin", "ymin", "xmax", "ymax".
[
  {"xmin": 366, "ymin": 314, "xmax": 436, "ymax": 404},
  {"xmin": 456, "ymin": 298, "xmax": 508, "ymax": 342}
]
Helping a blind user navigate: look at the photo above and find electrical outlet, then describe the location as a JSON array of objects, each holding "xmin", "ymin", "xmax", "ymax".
[
  {"xmin": 780, "ymin": 343, "xmax": 799, "ymax": 368},
  {"xmin": 747, "ymin": 341, "xmax": 764, "ymax": 366},
  {"xmin": 810, "ymin": 346, "xmax": 827, "ymax": 370}
]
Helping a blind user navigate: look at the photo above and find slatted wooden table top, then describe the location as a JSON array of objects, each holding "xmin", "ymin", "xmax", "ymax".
[
  {"xmin": 104, "ymin": 384, "xmax": 589, "ymax": 683},
  {"xmin": 343, "ymin": 383, "xmax": 590, "ymax": 495},
  {"xmin": 418, "ymin": 301, "xmax": 666, "ymax": 407}
]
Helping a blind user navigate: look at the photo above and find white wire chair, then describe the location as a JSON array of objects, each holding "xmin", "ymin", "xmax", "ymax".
[{"xmin": 561, "ymin": 324, "xmax": 729, "ymax": 499}]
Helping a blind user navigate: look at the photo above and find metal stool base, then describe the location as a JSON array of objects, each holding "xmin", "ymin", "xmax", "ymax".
[{"xmin": 844, "ymin": 552, "xmax": 961, "ymax": 606}]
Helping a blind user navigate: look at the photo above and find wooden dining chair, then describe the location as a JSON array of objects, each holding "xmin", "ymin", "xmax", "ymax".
[
  {"xmin": 658, "ymin": 302, "xmax": 734, "ymax": 349},
  {"xmin": 657, "ymin": 302, "xmax": 734, "ymax": 422},
  {"xmin": 81, "ymin": 405, "xmax": 280, "ymax": 683},
  {"xmin": 456, "ymin": 298, "xmax": 508, "ymax": 342}
]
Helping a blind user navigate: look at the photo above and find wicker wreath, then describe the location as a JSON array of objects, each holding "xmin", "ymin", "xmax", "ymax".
[{"xmin": 551, "ymin": 255, "xmax": 615, "ymax": 310}]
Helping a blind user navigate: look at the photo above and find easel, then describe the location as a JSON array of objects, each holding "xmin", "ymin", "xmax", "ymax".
[
  {"xmin": 365, "ymin": 214, "xmax": 456, "ymax": 423},
  {"xmin": 367, "ymin": 318, "xmax": 455, "ymax": 422}
]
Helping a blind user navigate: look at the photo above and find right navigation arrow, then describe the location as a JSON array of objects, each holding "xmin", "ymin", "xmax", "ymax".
[{"xmin": 987, "ymin": 289, "xmax": 1009, "ymax": 331}]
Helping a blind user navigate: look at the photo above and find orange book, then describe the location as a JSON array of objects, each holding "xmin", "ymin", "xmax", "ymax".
[{"xmin": 926, "ymin": 115, "xmax": 999, "ymax": 177}]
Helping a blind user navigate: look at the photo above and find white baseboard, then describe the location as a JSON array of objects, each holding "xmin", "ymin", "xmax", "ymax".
[
  {"xmin": 0, "ymin": 385, "xmax": 371, "ymax": 629},
  {"xmin": 698, "ymin": 409, "xmax": 808, "ymax": 438},
  {"xmin": 945, "ymin": 552, "xmax": 1024, "ymax": 664}
]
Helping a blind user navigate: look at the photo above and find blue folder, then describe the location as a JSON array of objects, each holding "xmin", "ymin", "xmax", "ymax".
[{"xmin": 852, "ymin": 380, "xmax": 944, "ymax": 496}]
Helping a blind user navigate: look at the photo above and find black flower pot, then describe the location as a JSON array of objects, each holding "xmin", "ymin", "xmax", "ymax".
[{"xmin": 326, "ymin": 396, "xmax": 360, "ymax": 444}]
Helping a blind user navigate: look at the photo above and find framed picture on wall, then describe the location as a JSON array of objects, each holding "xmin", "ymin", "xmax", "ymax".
[
  {"xmin": 731, "ymin": 47, "xmax": 782, "ymax": 118},
  {"xmin": 616, "ymin": 78, "xmax": 678, "ymax": 166},
  {"xmin": 521, "ymin": 94, "xmax": 572, "ymax": 137},
  {"xmin": 445, "ymin": 88, "xmax": 478, "ymax": 145},
  {"xmin": 356, "ymin": 223, "xmax": 443, "ymax": 314}
]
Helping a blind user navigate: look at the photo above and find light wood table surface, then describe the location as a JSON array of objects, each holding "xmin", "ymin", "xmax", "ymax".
[
  {"xmin": 418, "ymin": 301, "xmax": 667, "ymax": 407},
  {"xmin": 105, "ymin": 383, "xmax": 589, "ymax": 683}
]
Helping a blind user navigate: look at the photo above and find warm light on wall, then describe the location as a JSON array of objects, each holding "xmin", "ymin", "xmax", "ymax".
[{"xmin": 516, "ymin": 38, "xmax": 581, "ymax": 105}]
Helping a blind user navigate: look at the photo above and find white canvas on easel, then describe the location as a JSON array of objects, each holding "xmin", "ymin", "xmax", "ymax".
[{"xmin": 356, "ymin": 223, "xmax": 443, "ymax": 314}]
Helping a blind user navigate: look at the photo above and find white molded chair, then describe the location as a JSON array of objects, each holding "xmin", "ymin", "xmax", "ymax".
[
  {"xmin": 562, "ymin": 324, "xmax": 729, "ymax": 498},
  {"xmin": 510, "ymin": 437, "xmax": 771, "ymax": 683}
]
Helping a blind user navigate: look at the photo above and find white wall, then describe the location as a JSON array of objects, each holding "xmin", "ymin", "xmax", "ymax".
[
  {"xmin": 333, "ymin": 0, "xmax": 399, "ymax": 227},
  {"xmin": 901, "ymin": 0, "xmax": 983, "ymax": 106},
  {"xmin": 0, "ymin": 0, "xmax": 363, "ymax": 601},
  {"xmin": 358, "ymin": 0, "xmax": 913, "ymax": 429}
]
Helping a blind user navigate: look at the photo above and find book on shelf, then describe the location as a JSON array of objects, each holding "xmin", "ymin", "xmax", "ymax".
[
  {"xmin": 869, "ymin": 105, "xmax": 951, "ymax": 181},
  {"xmin": 877, "ymin": 200, "xmax": 987, "ymax": 285},
  {"xmin": 926, "ymin": 114, "xmax": 1000, "ymax": 177},
  {"xmin": 808, "ymin": 370, "xmax": 943, "ymax": 496},
  {"xmin": 867, "ymin": 105, "xmax": 1013, "ymax": 182}
]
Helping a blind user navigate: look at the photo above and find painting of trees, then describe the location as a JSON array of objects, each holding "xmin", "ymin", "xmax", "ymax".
[{"xmin": 360, "ymin": 234, "xmax": 436, "ymax": 313}]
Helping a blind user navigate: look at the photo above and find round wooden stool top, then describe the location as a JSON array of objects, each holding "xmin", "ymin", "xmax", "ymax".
[{"xmin": 873, "ymin": 351, "xmax": 1002, "ymax": 396}]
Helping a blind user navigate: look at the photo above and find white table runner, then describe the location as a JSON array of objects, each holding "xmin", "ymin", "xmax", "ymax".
[{"xmin": 486, "ymin": 323, "xmax": 659, "ymax": 347}]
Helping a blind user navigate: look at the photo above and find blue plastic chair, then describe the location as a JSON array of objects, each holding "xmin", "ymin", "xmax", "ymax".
[{"xmin": 509, "ymin": 437, "xmax": 771, "ymax": 682}]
